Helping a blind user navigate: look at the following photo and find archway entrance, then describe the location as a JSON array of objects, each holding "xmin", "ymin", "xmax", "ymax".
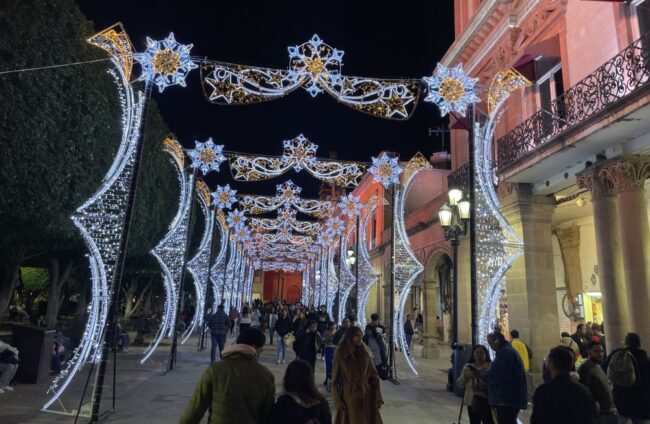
[
  {"xmin": 421, "ymin": 251, "xmax": 451, "ymax": 358},
  {"xmin": 262, "ymin": 270, "xmax": 302, "ymax": 303}
]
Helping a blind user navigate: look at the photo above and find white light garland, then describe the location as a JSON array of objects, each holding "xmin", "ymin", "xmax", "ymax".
[{"xmin": 43, "ymin": 25, "xmax": 146, "ymax": 411}]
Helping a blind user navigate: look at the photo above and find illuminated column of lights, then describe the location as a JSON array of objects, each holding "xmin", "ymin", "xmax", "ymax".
[
  {"xmin": 301, "ymin": 267, "xmax": 311, "ymax": 305},
  {"xmin": 474, "ymin": 71, "xmax": 529, "ymax": 345},
  {"xmin": 326, "ymin": 244, "xmax": 339, "ymax": 319},
  {"xmin": 43, "ymin": 24, "xmax": 146, "ymax": 411},
  {"xmin": 392, "ymin": 154, "xmax": 432, "ymax": 375},
  {"xmin": 209, "ymin": 210, "xmax": 229, "ymax": 308},
  {"xmin": 356, "ymin": 198, "xmax": 383, "ymax": 329},
  {"xmin": 223, "ymin": 240, "xmax": 238, "ymax": 310},
  {"xmin": 142, "ymin": 140, "xmax": 195, "ymax": 364},
  {"xmin": 244, "ymin": 260, "xmax": 254, "ymax": 305},
  {"xmin": 337, "ymin": 224, "xmax": 356, "ymax": 324},
  {"xmin": 182, "ymin": 183, "xmax": 214, "ymax": 345}
]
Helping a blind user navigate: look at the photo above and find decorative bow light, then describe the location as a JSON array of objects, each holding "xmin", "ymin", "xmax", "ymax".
[
  {"xmin": 134, "ymin": 32, "xmax": 197, "ymax": 92},
  {"xmin": 423, "ymin": 63, "xmax": 480, "ymax": 117},
  {"xmin": 369, "ymin": 153, "xmax": 402, "ymax": 188},
  {"xmin": 226, "ymin": 209, "xmax": 246, "ymax": 229},
  {"xmin": 212, "ymin": 184, "xmax": 237, "ymax": 209},
  {"xmin": 338, "ymin": 193, "xmax": 362, "ymax": 218},
  {"xmin": 188, "ymin": 138, "xmax": 225, "ymax": 175}
]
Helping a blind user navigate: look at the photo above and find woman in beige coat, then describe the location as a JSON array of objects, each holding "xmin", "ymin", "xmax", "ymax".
[{"xmin": 332, "ymin": 326, "xmax": 383, "ymax": 424}]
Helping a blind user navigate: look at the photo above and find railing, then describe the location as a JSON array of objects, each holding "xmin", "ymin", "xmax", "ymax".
[
  {"xmin": 497, "ymin": 33, "xmax": 650, "ymax": 170},
  {"xmin": 447, "ymin": 162, "xmax": 470, "ymax": 194}
]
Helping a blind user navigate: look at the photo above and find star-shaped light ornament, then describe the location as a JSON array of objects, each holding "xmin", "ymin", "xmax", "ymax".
[
  {"xmin": 288, "ymin": 34, "xmax": 344, "ymax": 97},
  {"xmin": 423, "ymin": 63, "xmax": 480, "ymax": 117},
  {"xmin": 226, "ymin": 209, "xmax": 246, "ymax": 230},
  {"xmin": 338, "ymin": 193, "xmax": 362, "ymax": 218},
  {"xmin": 134, "ymin": 33, "xmax": 198, "ymax": 92},
  {"xmin": 234, "ymin": 226, "xmax": 251, "ymax": 243},
  {"xmin": 188, "ymin": 138, "xmax": 225, "ymax": 175},
  {"xmin": 369, "ymin": 153, "xmax": 402, "ymax": 188},
  {"xmin": 282, "ymin": 135, "xmax": 318, "ymax": 172},
  {"xmin": 275, "ymin": 180, "xmax": 302, "ymax": 203},
  {"xmin": 212, "ymin": 184, "xmax": 237, "ymax": 210}
]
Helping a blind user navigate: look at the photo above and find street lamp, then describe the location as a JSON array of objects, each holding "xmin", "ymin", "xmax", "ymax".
[
  {"xmin": 438, "ymin": 188, "xmax": 470, "ymax": 393},
  {"xmin": 345, "ymin": 250, "xmax": 356, "ymax": 318}
]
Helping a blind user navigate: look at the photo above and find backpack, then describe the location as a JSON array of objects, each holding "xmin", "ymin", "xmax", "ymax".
[{"xmin": 607, "ymin": 349, "xmax": 638, "ymax": 388}]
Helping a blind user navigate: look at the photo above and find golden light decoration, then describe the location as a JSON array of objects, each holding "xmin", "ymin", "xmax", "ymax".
[
  {"xmin": 87, "ymin": 22, "xmax": 135, "ymax": 81},
  {"xmin": 487, "ymin": 68, "xmax": 531, "ymax": 114}
]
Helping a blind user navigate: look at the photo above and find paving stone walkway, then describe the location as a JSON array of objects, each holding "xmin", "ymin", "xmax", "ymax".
[{"xmin": 0, "ymin": 335, "xmax": 532, "ymax": 423}]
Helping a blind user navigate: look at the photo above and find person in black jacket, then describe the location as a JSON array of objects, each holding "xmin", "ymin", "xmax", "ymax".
[
  {"xmin": 294, "ymin": 321, "xmax": 321, "ymax": 373},
  {"xmin": 531, "ymin": 347, "xmax": 596, "ymax": 424},
  {"xmin": 268, "ymin": 359, "xmax": 331, "ymax": 424},
  {"xmin": 274, "ymin": 308, "xmax": 292, "ymax": 364},
  {"xmin": 603, "ymin": 332, "xmax": 650, "ymax": 422},
  {"xmin": 332, "ymin": 317, "xmax": 351, "ymax": 346}
]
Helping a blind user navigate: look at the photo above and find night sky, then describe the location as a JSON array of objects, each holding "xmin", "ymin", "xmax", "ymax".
[{"xmin": 77, "ymin": 0, "xmax": 455, "ymax": 197}]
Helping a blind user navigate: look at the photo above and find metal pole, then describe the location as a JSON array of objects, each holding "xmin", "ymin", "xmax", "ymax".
[
  {"xmin": 468, "ymin": 105, "xmax": 478, "ymax": 346},
  {"xmin": 451, "ymin": 237, "xmax": 459, "ymax": 347},
  {"xmin": 167, "ymin": 168, "xmax": 198, "ymax": 372},
  {"xmin": 90, "ymin": 82, "xmax": 152, "ymax": 422},
  {"xmin": 354, "ymin": 214, "xmax": 360, "ymax": 319},
  {"xmin": 388, "ymin": 183, "xmax": 399, "ymax": 384},
  {"xmin": 336, "ymin": 237, "xmax": 343, "ymax": 322}
]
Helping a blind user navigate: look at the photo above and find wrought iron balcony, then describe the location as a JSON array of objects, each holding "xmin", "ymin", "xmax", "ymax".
[{"xmin": 497, "ymin": 33, "xmax": 650, "ymax": 171}]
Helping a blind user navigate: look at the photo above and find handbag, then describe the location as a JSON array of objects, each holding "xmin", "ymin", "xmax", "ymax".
[{"xmin": 284, "ymin": 333, "xmax": 295, "ymax": 347}]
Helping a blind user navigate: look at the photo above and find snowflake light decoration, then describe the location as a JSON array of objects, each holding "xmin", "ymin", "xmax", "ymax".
[
  {"xmin": 423, "ymin": 63, "xmax": 480, "ymax": 117},
  {"xmin": 288, "ymin": 34, "xmax": 344, "ymax": 97},
  {"xmin": 369, "ymin": 153, "xmax": 402, "ymax": 188},
  {"xmin": 282, "ymin": 135, "xmax": 318, "ymax": 171},
  {"xmin": 226, "ymin": 209, "xmax": 246, "ymax": 229},
  {"xmin": 275, "ymin": 180, "xmax": 302, "ymax": 202},
  {"xmin": 234, "ymin": 226, "xmax": 251, "ymax": 243},
  {"xmin": 188, "ymin": 138, "xmax": 225, "ymax": 175},
  {"xmin": 325, "ymin": 216, "xmax": 345, "ymax": 235},
  {"xmin": 134, "ymin": 32, "xmax": 198, "ymax": 92},
  {"xmin": 338, "ymin": 193, "xmax": 362, "ymax": 218},
  {"xmin": 212, "ymin": 184, "xmax": 237, "ymax": 209}
]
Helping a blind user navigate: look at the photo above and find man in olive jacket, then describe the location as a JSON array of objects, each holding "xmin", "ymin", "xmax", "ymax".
[{"xmin": 180, "ymin": 328, "xmax": 275, "ymax": 424}]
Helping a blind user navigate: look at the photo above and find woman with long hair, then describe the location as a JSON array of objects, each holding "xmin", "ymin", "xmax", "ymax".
[
  {"xmin": 332, "ymin": 326, "xmax": 383, "ymax": 424},
  {"xmin": 456, "ymin": 344, "xmax": 494, "ymax": 424},
  {"xmin": 268, "ymin": 359, "xmax": 332, "ymax": 423}
]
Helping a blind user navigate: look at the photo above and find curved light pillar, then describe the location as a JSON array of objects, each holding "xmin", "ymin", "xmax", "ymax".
[
  {"xmin": 394, "ymin": 155, "xmax": 431, "ymax": 375},
  {"xmin": 337, "ymin": 225, "xmax": 356, "ymax": 324},
  {"xmin": 209, "ymin": 210, "xmax": 229, "ymax": 310},
  {"xmin": 182, "ymin": 191, "xmax": 214, "ymax": 344},
  {"xmin": 357, "ymin": 197, "xmax": 383, "ymax": 330},
  {"xmin": 142, "ymin": 141, "xmax": 194, "ymax": 363},
  {"xmin": 43, "ymin": 24, "xmax": 146, "ymax": 411},
  {"xmin": 326, "ymin": 245, "xmax": 339, "ymax": 319}
]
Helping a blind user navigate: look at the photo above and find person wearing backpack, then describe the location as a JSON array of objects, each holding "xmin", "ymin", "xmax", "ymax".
[
  {"xmin": 268, "ymin": 359, "xmax": 332, "ymax": 424},
  {"xmin": 604, "ymin": 333, "xmax": 650, "ymax": 423}
]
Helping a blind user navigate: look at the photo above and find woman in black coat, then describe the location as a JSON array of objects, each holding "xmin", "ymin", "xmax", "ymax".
[{"xmin": 268, "ymin": 359, "xmax": 331, "ymax": 424}]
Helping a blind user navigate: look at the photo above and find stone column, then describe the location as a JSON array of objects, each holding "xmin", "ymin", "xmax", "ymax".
[
  {"xmin": 600, "ymin": 157, "xmax": 650, "ymax": 344},
  {"xmin": 422, "ymin": 279, "xmax": 440, "ymax": 358},
  {"xmin": 501, "ymin": 184, "xmax": 559, "ymax": 374},
  {"xmin": 577, "ymin": 169, "xmax": 630, "ymax": 349}
]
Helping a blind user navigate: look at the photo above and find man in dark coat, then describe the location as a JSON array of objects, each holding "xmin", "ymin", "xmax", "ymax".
[
  {"xmin": 294, "ymin": 320, "xmax": 321, "ymax": 373},
  {"xmin": 604, "ymin": 332, "xmax": 650, "ymax": 422},
  {"xmin": 531, "ymin": 346, "xmax": 596, "ymax": 424},
  {"xmin": 206, "ymin": 304, "xmax": 230, "ymax": 362},
  {"xmin": 481, "ymin": 331, "xmax": 527, "ymax": 424}
]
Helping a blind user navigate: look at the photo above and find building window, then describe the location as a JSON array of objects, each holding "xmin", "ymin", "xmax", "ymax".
[
  {"xmin": 370, "ymin": 212, "xmax": 377, "ymax": 249},
  {"xmin": 535, "ymin": 59, "xmax": 564, "ymax": 136},
  {"xmin": 637, "ymin": 0, "xmax": 650, "ymax": 35}
]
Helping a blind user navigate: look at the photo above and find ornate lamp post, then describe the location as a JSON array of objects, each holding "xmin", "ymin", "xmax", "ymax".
[{"xmin": 438, "ymin": 189, "xmax": 470, "ymax": 392}]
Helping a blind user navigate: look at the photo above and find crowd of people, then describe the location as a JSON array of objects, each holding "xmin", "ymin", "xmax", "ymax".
[{"xmin": 193, "ymin": 299, "xmax": 389, "ymax": 423}]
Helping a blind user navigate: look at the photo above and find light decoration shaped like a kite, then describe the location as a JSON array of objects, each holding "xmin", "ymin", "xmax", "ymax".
[
  {"xmin": 423, "ymin": 63, "xmax": 479, "ymax": 117},
  {"xmin": 134, "ymin": 32, "xmax": 197, "ymax": 92},
  {"xmin": 188, "ymin": 138, "xmax": 225, "ymax": 175},
  {"xmin": 369, "ymin": 153, "xmax": 402, "ymax": 188},
  {"xmin": 212, "ymin": 184, "xmax": 237, "ymax": 209}
]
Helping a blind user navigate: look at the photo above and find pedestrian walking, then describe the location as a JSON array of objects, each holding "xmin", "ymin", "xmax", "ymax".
[
  {"xmin": 228, "ymin": 306, "xmax": 238, "ymax": 335},
  {"xmin": 323, "ymin": 322, "xmax": 337, "ymax": 390},
  {"xmin": 603, "ymin": 332, "xmax": 650, "ymax": 423},
  {"xmin": 481, "ymin": 332, "xmax": 527, "ymax": 424},
  {"xmin": 403, "ymin": 314, "xmax": 415, "ymax": 355},
  {"xmin": 531, "ymin": 346, "xmax": 596, "ymax": 424},
  {"xmin": 180, "ymin": 329, "xmax": 274, "ymax": 424},
  {"xmin": 0, "ymin": 340, "xmax": 19, "ymax": 394},
  {"xmin": 332, "ymin": 326, "xmax": 383, "ymax": 424},
  {"xmin": 510, "ymin": 329, "xmax": 533, "ymax": 399},
  {"xmin": 268, "ymin": 308, "xmax": 278, "ymax": 345},
  {"xmin": 206, "ymin": 304, "xmax": 230, "ymax": 362},
  {"xmin": 268, "ymin": 359, "xmax": 332, "ymax": 424},
  {"xmin": 294, "ymin": 320, "xmax": 321, "ymax": 373},
  {"xmin": 579, "ymin": 341, "xmax": 617, "ymax": 423},
  {"xmin": 362, "ymin": 324, "xmax": 388, "ymax": 380},
  {"xmin": 275, "ymin": 308, "xmax": 292, "ymax": 364},
  {"xmin": 239, "ymin": 306, "xmax": 252, "ymax": 334},
  {"xmin": 456, "ymin": 345, "xmax": 494, "ymax": 424},
  {"xmin": 572, "ymin": 324, "xmax": 589, "ymax": 359}
]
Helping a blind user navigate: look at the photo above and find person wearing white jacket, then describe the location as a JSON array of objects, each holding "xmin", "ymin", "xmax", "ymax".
[{"xmin": 0, "ymin": 340, "xmax": 19, "ymax": 394}]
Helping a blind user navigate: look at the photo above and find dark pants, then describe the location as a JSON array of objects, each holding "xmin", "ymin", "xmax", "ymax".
[
  {"xmin": 229, "ymin": 320, "xmax": 235, "ymax": 334},
  {"xmin": 492, "ymin": 406, "xmax": 519, "ymax": 424},
  {"xmin": 467, "ymin": 397, "xmax": 494, "ymax": 424},
  {"xmin": 325, "ymin": 347, "xmax": 335, "ymax": 380},
  {"xmin": 300, "ymin": 354, "xmax": 316, "ymax": 374},
  {"xmin": 210, "ymin": 333, "xmax": 226, "ymax": 363}
]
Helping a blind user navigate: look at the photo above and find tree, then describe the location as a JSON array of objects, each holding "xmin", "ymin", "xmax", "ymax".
[{"xmin": 0, "ymin": 0, "xmax": 178, "ymax": 325}]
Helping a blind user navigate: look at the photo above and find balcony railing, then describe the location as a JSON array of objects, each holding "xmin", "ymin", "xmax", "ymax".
[
  {"xmin": 447, "ymin": 162, "xmax": 470, "ymax": 194},
  {"xmin": 497, "ymin": 33, "xmax": 650, "ymax": 171}
]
